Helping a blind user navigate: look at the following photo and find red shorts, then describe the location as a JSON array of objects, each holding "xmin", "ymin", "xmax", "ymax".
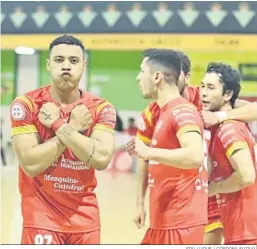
[
  {"xmin": 227, "ymin": 239, "xmax": 257, "ymax": 245},
  {"xmin": 22, "ymin": 228, "xmax": 100, "ymax": 245},
  {"xmin": 205, "ymin": 196, "xmax": 223, "ymax": 233},
  {"xmin": 141, "ymin": 225, "xmax": 205, "ymax": 245}
]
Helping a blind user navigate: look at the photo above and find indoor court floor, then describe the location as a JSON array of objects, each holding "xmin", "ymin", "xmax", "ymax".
[{"xmin": 1, "ymin": 165, "xmax": 149, "ymax": 244}]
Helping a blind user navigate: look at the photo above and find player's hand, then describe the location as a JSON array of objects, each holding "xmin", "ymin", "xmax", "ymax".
[
  {"xmin": 133, "ymin": 205, "xmax": 146, "ymax": 229},
  {"xmin": 127, "ymin": 138, "xmax": 149, "ymax": 160},
  {"xmin": 208, "ymin": 182, "xmax": 219, "ymax": 197},
  {"xmin": 68, "ymin": 104, "xmax": 92, "ymax": 131},
  {"xmin": 200, "ymin": 111, "xmax": 219, "ymax": 128},
  {"xmin": 38, "ymin": 102, "xmax": 60, "ymax": 128}
]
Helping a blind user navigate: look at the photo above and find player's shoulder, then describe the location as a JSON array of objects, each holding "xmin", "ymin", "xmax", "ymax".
[
  {"xmin": 25, "ymin": 85, "xmax": 50, "ymax": 100},
  {"xmin": 141, "ymin": 101, "xmax": 160, "ymax": 125},
  {"xmin": 81, "ymin": 90, "xmax": 115, "ymax": 113},
  {"xmin": 217, "ymin": 120, "xmax": 247, "ymax": 139},
  {"xmin": 171, "ymin": 97, "xmax": 198, "ymax": 115},
  {"xmin": 11, "ymin": 86, "xmax": 50, "ymax": 113}
]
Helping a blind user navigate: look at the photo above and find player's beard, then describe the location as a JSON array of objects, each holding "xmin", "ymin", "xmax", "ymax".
[
  {"xmin": 146, "ymin": 86, "xmax": 158, "ymax": 100},
  {"xmin": 141, "ymin": 81, "xmax": 157, "ymax": 100}
]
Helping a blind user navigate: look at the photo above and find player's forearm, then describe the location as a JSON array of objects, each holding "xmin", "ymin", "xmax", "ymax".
[
  {"xmin": 55, "ymin": 124, "xmax": 113, "ymax": 170},
  {"xmin": 226, "ymin": 102, "xmax": 257, "ymax": 122},
  {"xmin": 136, "ymin": 159, "xmax": 148, "ymax": 206},
  {"xmin": 19, "ymin": 137, "xmax": 66, "ymax": 177},
  {"xmin": 215, "ymin": 171, "xmax": 255, "ymax": 194},
  {"xmin": 49, "ymin": 136, "xmax": 67, "ymax": 161},
  {"xmin": 147, "ymin": 146, "xmax": 203, "ymax": 169}
]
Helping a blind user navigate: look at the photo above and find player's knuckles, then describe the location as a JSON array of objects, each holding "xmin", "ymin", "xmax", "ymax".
[{"xmin": 45, "ymin": 102, "xmax": 54, "ymax": 109}]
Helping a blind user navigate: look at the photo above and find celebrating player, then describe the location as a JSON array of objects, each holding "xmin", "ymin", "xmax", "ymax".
[
  {"xmin": 132, "ymin": 49, "xmax": 221, "ymax": 244},
  {"xmin": 201, "ymin": 62, "xmax": 257, "ymax": 245},
  {"xmin": 10, "ymin": 35, "xmax": 116, "ymax": 245},
  {"xmin": 131, "ymin": 48, "xmax": 257, "ymax": 245},
  {"xmin": 127, "ymin": 49, "xmax": 208, "ymax": 244}
]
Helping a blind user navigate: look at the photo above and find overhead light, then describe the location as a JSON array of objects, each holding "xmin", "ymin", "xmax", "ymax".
[{"xmin": 15, "ymin": 47, "xmax": 35, "ymax": 55}]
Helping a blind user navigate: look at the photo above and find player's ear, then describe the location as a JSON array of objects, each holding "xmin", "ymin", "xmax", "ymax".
[
  {"xmin": 185, "ymin": 73, "xmax": 190, "ymax": 85},
  {"xmin": 46, "ymin": 58, "xmax": 50, "ymax": 72},
  {"xmin": 151, "ymin": 71, "xmax": 163, "ymax": 86},
  {"xmin": 83, "ymin": 60, "xmax": 87, "ymax": 70},
  {"xmin": 224, "ymin": 90, "xmax": 233, "ymax": 102}
]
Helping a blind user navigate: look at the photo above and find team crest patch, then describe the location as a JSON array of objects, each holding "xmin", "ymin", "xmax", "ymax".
[{"xmin": 11, "ymin": 103, "xmax": 25, "ymax": 120}]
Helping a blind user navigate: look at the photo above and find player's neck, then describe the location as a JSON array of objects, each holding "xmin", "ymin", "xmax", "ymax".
[
  {"xmin": 219, "ymin": 103, "xmax": 232, "ymax": 112},
  {"xmin": 157, "ymin": 85, "xmax": 180, "ymax": 108},
  {"xmin": 50, "ymin": 84, "xmax": 81, "ymax": 105}
]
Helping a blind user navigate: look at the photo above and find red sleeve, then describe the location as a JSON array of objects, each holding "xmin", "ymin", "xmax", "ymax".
[
  {"xmin": 218, "ymin": 122, "xmax": 248, "ymax": 158},
  {"xmin": 136, "ymin": 105, "xmax": 153, "ymax": 145},
  {"xmin": 171, "ymin": 104, "xmax": 203, "ymax": 138},
  {"xmin": 10, "ymin": 96, "xmax": 37, "ymax": 137},
  {"xmin": 93, "ymin": 101, "xmax": 116, "ymax": 134}
]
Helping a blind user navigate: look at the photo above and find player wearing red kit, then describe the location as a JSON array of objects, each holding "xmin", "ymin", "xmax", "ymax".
[
  {"xmin": 134, "ymin": 50, "xmax": 221, "ymax": 244},
  {"xmin": 134, "ymin": 49, "xmax": 257, "ymax": 245},
  {"xmin": 127, "ymin": 49, "xmax": 207, "ymax": 244},
  {"xmin": 201, "ymin": 63, "xmax": 257, "ymax": 245},
  {"xmin": 10, "ymin": 35, "xmax": 116, "ymax": 244}
]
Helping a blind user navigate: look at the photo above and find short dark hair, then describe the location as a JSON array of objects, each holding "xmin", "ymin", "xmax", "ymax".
[
  {"xmin": 206, "ymin": 62, "xmax": 241, "ymax": 108},
  {"xmin": 49, "ymin": 35, "xmax": 85, "ymax": 54},
  {"xmin": 176, "ymin": 51, "xmax": 191, "ymax": 74},
  {"xmin": 143, "ymin": 49, "xmax": 181, "ymax": 83},
  {"xmin": 144, "ymin": 49, "xmax": 190, "ymax": 75}
]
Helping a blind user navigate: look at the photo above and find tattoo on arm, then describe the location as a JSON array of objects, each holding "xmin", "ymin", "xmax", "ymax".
[{"xmin": 45, "ymin": 114, "xmax": 52, "ymax": 120}]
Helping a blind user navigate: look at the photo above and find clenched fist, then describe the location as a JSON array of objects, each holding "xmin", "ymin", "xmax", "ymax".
[
  {"xmin": 200, "ymin": 111, "xmax": 220, "ymax": 128},
  {"xmin": 133, "ymin": 205, "xmax": 146, "ymax": 229},
  {"xmin": 126, "ymin": 138, "xmax": 150, "ymax": 160},
  {"xmin": 38, "ymin": 102, "xmax": 60, "ymax": 128},
  {"xmin": 69, "ymin": 104, "xmax": 92, "ymax": 131}
]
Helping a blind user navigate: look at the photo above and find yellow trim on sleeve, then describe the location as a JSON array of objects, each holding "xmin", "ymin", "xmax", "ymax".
[
  {"xmin": 176, "ymin": 125, "xmax": 201, "ymax": 138},
  {"xmin": 144, "ymin": 106, "xmax": 152, "ymax": 126},
  {"xmin": 93, "ymin": 124, "xmax": 114, "ymax": 134},
  {"xmin": 96, "ymin": 101, "xmax": 112, "ymax": 114},
  {"xmin": 226, "ymin": 141, "xmax": 248, "ymax": 158},
  {"xmin": 11, "ymin": 125, "xmax": 37, "ymax": 137},
  {"xmin": 15, "ymin": 96, "xmax": 34, "ymax": 112},
  {"xmin": 205, "ymin": 221, "xmax": 223, "ymax": 233},
  {"xmin": 137, "ymin": 133, "xmax": 151, "ymax": 145}
]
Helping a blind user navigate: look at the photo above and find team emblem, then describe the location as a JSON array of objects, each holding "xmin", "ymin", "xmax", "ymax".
[{"xmin": 11, "ymin": 104, "xmax": 25, "ymax": 120}]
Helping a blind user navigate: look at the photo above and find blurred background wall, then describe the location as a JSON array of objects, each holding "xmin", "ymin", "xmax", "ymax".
[{"xmin": 1, "ymin": 1, "xmax": 257, "ymax": 168}]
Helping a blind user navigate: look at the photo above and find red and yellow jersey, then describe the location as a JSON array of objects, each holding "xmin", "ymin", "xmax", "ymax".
[
  {"xmin": 148, "ymin": 97, "xmax": 208, "ymax": 229},
  {"xmin": 137, "ymin": 86, "xmax": 221, "ymax": 230},
  {"xmin": 10, "ymin": 85, "xmax": 116, "ymax": 233},
  {"xmin": 210, "ymin": 121, "xmax": 257, "ymax": 243},
  {"xmin": 137, "ymin": 86, "xmax": 201, "ymax": 145}
]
